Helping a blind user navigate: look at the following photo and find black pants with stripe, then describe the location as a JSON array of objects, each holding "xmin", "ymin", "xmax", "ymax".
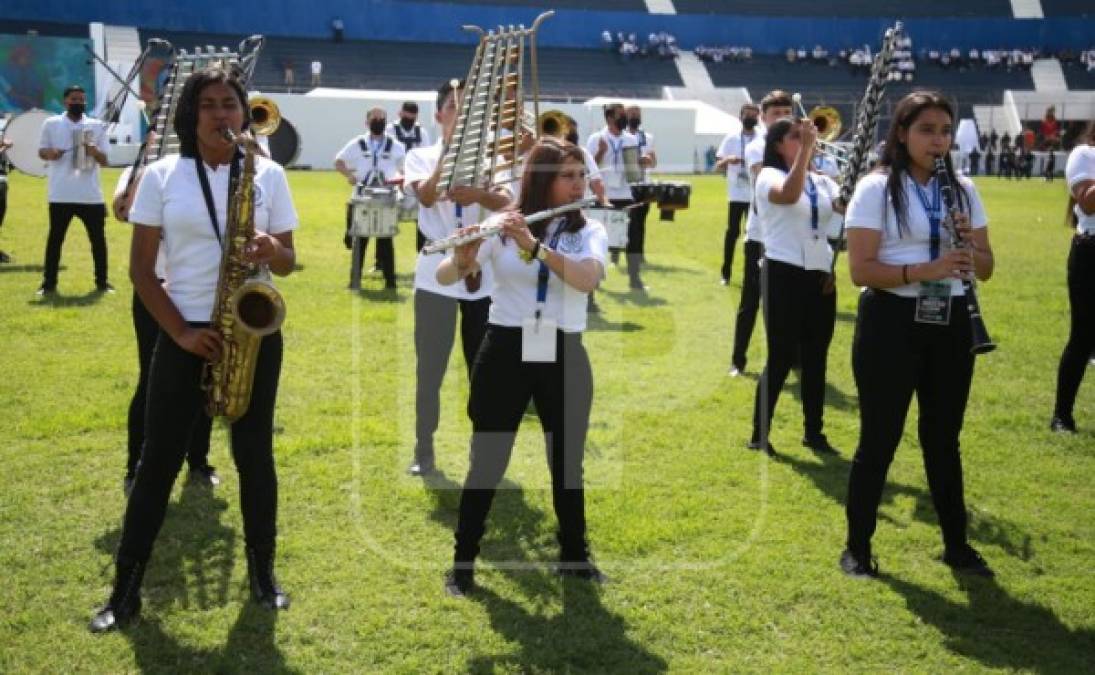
[
  {"xmin": 845, "ymin": 289, "xmax": 975, "ymax": 557},
  {"xmin": 453, "ymin": 326, "xmax": 593, "ymax": 565}
]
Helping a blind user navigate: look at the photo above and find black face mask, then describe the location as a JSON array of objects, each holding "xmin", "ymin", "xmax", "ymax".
[
  {"xmin": 614, "ymin": 116, "xmax": 627, "ymax": 132},
  {"xmin": 67, "ymin": 102, "xmax": 86, "ymax": 117},
  {"xmin": 628, "ymin": 117, "xmax": 641, "ymax": 130},
  {"xmin": 399, "ymin": 117, "xmax": 415, "ymax": 130},
  {"xmin": 369, "ymin": 119, "xmax": 387, "ymax": 135},
  {"xmin": 742, "ymin": 117, "xmax": 759, "ymax": 130}
]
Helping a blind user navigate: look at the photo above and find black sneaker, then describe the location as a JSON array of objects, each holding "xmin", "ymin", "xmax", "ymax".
[
  {"xmin": 557, "ymin": 561, "xmax": 609, "ymax": 584},
  {"xmin": 747, "ymin": 439, "xmax": 778, "ymax": 457},
  {"xmin": 803, "ymin": 434, "xmax": 840, "ymax": 455},
  {"xmin": 942, "ymin": 544, "xmax": 994, "ymax": 578},
  {"xmin": 1049, "ymin": 416, "xmax": 1077, "ymax": 434},
  {"xmin": 35, "ymin": 284, "xmax": 56, "ymax": 297},
  {"xmin": 96, "ymin": 282, "xmax": 116, "ymax": 294},
  {"xmin": 839, "ymin": 548, "xmax": 879, "ymax": 579},
  {"xmin": 444, "ymin": 567, "xmax": 474, "ymax": 597},
  {"xmin": 188, "ymin": 464, "xmax": 221, "ymax": 488}
]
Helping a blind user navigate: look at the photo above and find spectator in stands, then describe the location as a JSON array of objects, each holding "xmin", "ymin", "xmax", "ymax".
[
  {"xmin": 332, "ymin": 17, "xmax": 344, "ymax": 44},
  {"xmin": 786, "ymin": 48, "xmax": 797, "ymax": 64},
  {"xmin": 311, "ymin": 60, "xmax": 322, "ymax": 86},
  {"xmin": 602, "ymin": 30, "xmax": 613, "ymax": 53},
  {"xmin": 283, "ymin": 59, "xmax": 295, "ymax": 89},
  {"xmin": 1042, "ymin": 106, "xmax": 1061, "ymax": 150}
]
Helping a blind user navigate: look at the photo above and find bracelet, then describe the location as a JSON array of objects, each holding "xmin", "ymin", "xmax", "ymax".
[{"xmin": 902, "ymin": 264, "xmax": 910, "ymax": 284}]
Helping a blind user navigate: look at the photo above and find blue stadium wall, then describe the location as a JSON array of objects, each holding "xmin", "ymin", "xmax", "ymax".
[{"xmin": 3, "ymin": 0, "xmax": 1092, "ymax": 52}]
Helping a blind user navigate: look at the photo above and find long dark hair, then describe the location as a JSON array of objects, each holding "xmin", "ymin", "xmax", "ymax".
[
  {"xmin": 174, "ymin": 67, "xmax": 250, "ymax": 158},
  {"xmin": 761, "ymin": 117, "xmax": 796, "ymax": 172},
  {"xmin": 516, "ymin": 138, "xmax": 587, "ymax": 237},
  {"xmin": 877, "ymin": 90, "xmax": 968, "ymax": 234},
  {"xmin": 1065, "ymin": 120, "xmax": 1095, "ymax": 227}
]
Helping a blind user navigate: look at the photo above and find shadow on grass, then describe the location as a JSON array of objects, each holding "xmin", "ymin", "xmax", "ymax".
[
  {"xmin": 124, "ymin": 603, "xmax": 296, "ymax": 674},
  {"xmin": 0, "ymin": 263, "xmax": 46, "ymax": 273},
  {"xmin": 777, "ymin": 451, "xmax": 1034, "ymax": 561},
  {"xmin": 355, "ymin": 286, "xmax": 403, "ymax": 303},
  {"xmin": 467, "ymin": 579, "xmax": 668, "ymax": 673},
  {"xmin": 598, "ymin": 287, "xmax": 668, "ymax": 307},
  {"xmin": 585, "ymin": 312, "xmax": 644, "ymax": 333},
  {"xmin": 95, "ymin": 481, "xmax": 236, "ymax": 613},
  {"xmin": 786, "ymin": 378, "xmax": 858, "ymax": 413},
  {"xmin": 883, "ymin": 573, "xmax": 1095, "ymax": 672},
  {"xmin": 27, "ymin": 289, "xmax": 106, "ymax": 307},
  {"xmin": 425, "ymin": 470, "xmax": 665, "ymax": 672},
  {"xmin": 640, "ymin": 261, "xmax": 702, "ymax": 277}
]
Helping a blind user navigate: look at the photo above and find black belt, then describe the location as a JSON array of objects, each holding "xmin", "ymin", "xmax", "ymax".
[{"xmin": 1075, "ymin": 233, "xmax": 1095, "ymax": 245}]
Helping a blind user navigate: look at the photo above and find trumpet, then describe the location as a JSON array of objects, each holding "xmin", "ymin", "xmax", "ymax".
[{"xmin": 423, "ymin": 198, "xmax": 596, "ymax": 254}]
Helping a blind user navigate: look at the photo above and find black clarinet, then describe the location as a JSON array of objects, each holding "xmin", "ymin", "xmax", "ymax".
[{"xmin": 933, "ymin": 156, "xmax": 996, "ymax": 355}]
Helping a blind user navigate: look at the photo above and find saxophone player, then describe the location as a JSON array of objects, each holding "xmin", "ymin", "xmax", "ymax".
[{"xmin": 90, "ymin": 67, "xmax": 299, "ymax": 632}]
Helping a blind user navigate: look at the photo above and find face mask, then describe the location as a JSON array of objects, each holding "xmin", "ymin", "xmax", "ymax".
[
  {"xmin": 742, "ymin": 117, "xmax": 758, "ymax": 130},
  {"xmin": 628, "ymin": 117, "xmax": 641, "ymax": 130},
  {"xmin": 369, "ymin": 119, "xmax": 387, "ymax": 135},
  {"xmin": 614, "ymin": 116, "xmax": 627, "ymax": 132},
  {"xmin": 400, "ymin": 117, "xmax": 415, "ymax": 130},
  {"xmin": 67, "ymin": 103, "xmax": 85, "ymax": 117}
]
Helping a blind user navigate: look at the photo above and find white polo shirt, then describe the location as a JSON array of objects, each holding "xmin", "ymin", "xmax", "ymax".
[
  {"xmin": 717, "ymin": 129, "xmax": 758, "ymax": 203},
  {"xmin": 742, "ymin": 131, "xmax": 768, "ymax": 241},
  {"xmin": 404, "ymin": 142, "xmax": 493, "ymax": 301},
  {"xmin": 1066, "ymin": 144, "xmax": 1095, "ymax": 235},
  {"xmin": 128, "ymin": 154, "xmax": 299, "ymax": 321},
  {"xmin": 845, "ymin": 171, "xmax": 987, "ymax": 298},
  {"xmin": 335, "ymin": 133, "xmax": 405, "ymax": 187},
  {"xmin": 755, "ymin": 167, "xmax": 841, "ymax": 269},
  {"xmin": 38, "ymin": 113, "xmax": 109, "ymax": 204},
  {"xmin": 473, "ymin": 214, "xmax": 607, "ymax": 333},
  {"xmin": 585, "ymin": 127, "xmax": 639, "ymax": 200}
]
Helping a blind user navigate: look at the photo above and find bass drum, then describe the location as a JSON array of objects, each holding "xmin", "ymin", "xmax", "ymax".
[
  {"xmin": 1, "ymin": 109, "xmax": 53, "ymax": 177},
  {"xmin": 267, "ymin": 116, "xmax": 301, "ymax": 167}
]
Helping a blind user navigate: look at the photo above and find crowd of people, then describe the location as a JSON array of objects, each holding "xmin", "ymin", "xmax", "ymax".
[
  {"xmin": 695, "ymin": 45, "xmax": 753, "ymax": 63},
  {"xmin": 601, "ymin": 30, "xmax": 679, "ymax": 60}
]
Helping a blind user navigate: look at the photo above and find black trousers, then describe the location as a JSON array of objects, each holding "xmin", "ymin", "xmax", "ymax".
[
  {"xmin": 119, "ymin": 328, "xmax": 283, "ymax": 562},
  {"xmin": 127, "ymin": 291, "xmax": 212, "ymax": 478},
  {"xmin": 43, "ymin": 202, "xmax": 108, "ymax": 288},
  {"xmin": 731, "ymin": 240, "xmax": 764, "ymax": 371},
  {"xmin": 346, "ymin": 203, "xmax": 394, "ymax": 285},
  {"xmin": 454, "ymin": 326, "xmax": 593, "ymax": 564},
  {"xmin": 1054, "ymin": 236, "xmax": 1095, "ymax": 421},
  {"xmin": 0, "ymin": 181, "xmax": 7, "ymax": 228},
  {"xmin": 751, "ymin": 259, "xmax": 836, "ymax": 443},
  {"xmin": 721, "ymin": 201, "xmax": 749, "ymax": 281},
  {"xmin": 414, "ymin": 288, "xmax": 490, "ymax": 461},
  {"xmin": 627, "ymin": 200, "xmax": 648, "ymax": 282},
  {"xmin": 845, "ymin": 289, "xmax": 975, "ymax": 556}
]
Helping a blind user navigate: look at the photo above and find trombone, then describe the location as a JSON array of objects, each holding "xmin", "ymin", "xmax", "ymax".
[{"xmin": 792, "ymin": 93, "xmax": 848, "ymax": 170}]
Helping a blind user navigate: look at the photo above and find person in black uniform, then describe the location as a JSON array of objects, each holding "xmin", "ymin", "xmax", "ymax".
[
  {"xmin": 435, "ymin": 138, "xmax": 609, "ymax": 596},
  {"xmin": 841, "ymin": 91, "xmax": 996, "ymax": 578},
  {"xmin": 0, "ymin": 137, "xmax": 11, "ymax": 263},
  {"xmin": 90, "ymin": 67, "xmax": 299, "ymax": 632}
]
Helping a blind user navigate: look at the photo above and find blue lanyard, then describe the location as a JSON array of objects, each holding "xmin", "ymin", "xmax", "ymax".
[
  {"xmin": 607, "ymin": 134, "xmax": 623, "ymax": 169},
  {"xmin": 454, "ymin": 203, "xmax": 463, "ymax": 228},
  {"xmin": 535, "ymin": 224, "xmax": 564, "ymax": 317},
  {"xmin": 913, "ymin": 179, "xmax": 943, "ymax": 260},
  {"xmin": 804, "ymin": 175, "xmax": 819, "ymax": 232}
]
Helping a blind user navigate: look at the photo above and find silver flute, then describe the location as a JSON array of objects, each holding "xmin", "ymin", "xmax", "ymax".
[{"xmin": 423, "ymin": 197, "xmax": 596, "ymax": 254}]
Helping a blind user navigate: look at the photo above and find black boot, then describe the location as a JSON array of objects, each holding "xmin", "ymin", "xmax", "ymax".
[
  {"xmin": 89, "ymin": 557, "xmax": 146, "ymax": 633},
  {"xmin": 246, "ymin": 546, "xmax": 290, "ymax": 610}
]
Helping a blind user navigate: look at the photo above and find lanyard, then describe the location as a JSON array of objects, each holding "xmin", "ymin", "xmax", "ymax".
[
  {"xmin": 607, "ymin": 133, "xmax": 623, "ymax": 170},
  {"xmin": 534, "ymin": 223, "xmax": 564, "ymax": 319},
  {"xmin": 454, "ymin": 203, "xmax": 463, "ymax": 229},
  {"xmin": 195, "ymin": 154, "xmax": 241, "ymax": 246},
  {"xmin": 913, "ymin": 179, "xmax": 943, "ymax": 260},
  {"xmin": 804, "ymin": 175, "xmax": 819, "ymax": 232}
]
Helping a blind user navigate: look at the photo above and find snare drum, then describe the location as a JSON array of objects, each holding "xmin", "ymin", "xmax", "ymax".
[
  {"xmin": 622, "ymin": 146, "xmax": 643, "ymax": 183},
  {"xmin": 630, "ymin": 182, "xmax": 659, "ymax": 203},
  {"xmin": 349, "ymin": 185, "xmax": 399, "ymax": 237},
  {"xmin": 655, "ymin": 182, "xmax": 692, "ymax": 211},
  {"xmin": 397, "ymin": 188, "xmax": 418, "ymax": 222},
  {"xmin": 588, "ymin": 207, "xmax": 629, "ymax": 249}
]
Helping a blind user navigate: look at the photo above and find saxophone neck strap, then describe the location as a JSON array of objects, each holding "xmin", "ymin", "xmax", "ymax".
[{"xmin": 195, "ymin": 152, "xmax": 242, "ymax": 246}]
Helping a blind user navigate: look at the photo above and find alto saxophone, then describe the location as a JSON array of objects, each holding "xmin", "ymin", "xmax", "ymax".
[{"xmin": 203, "ymin": 128, "xmax": 286, "ymax": 421}]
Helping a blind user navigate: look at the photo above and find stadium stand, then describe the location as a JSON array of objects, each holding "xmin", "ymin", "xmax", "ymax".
[
  {"xmin": 1040, "ymin": 0, "xmax": 1094, "ymax": 16},
  {"xmin": 437, "ymin": 0, "xmax": 647, "ymax": 9},
  {"xmin": 1061, "ymin": 61, "xmax": 1095, "ymax": 90},
  {"xmin": 0, "ymin": 19, "xmax": 89, "ymax": 38},
  {"xmin": 671, "ymin": 0, "xmax": 1013, "ymax": 17}
]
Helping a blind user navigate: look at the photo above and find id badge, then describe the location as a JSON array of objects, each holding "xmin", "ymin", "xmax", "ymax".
[
  {"xmin": 522, "ymin": 317, "xmax": 558, "ymax": 362},
  {"xmin": 803, "ymin": 236, "xmax": 831, "ymax": 271},
  {"xmin": 915, "ymin": 281, "xmax": 952, "ymax": 325}
]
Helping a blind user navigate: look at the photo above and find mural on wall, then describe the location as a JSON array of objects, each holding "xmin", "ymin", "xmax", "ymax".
[{"xmin": 0, "ymin": 34, "xmax": 95, "ymax": 113}]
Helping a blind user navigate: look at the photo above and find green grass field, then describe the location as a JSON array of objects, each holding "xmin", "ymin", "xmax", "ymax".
[{"xmin": 0, "ymin": 168, "xmax": 1092, "ymax": 673}]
